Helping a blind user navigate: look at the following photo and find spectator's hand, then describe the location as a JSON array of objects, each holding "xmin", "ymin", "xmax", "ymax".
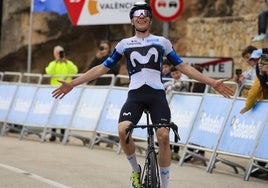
[
  {"xmin": 212, "ymin": 79, "xmax": 234, "ymax": 98},
  {"xmin": 233, "ymin": 74, "xmax": 239, "ymax": 83},
  {"xmin": 238, "ymin": 75, "xmax": 245, "ymax": 84},
  {"xmin": 258, "ymin": 62, "xmax": 265, "ymax": 75},
  {"xmin": 52, "ymin": 80, "xmax": 73, "ymax": 99},
  {"xmin": 240, "ymin": 107, "xmax": 248, "ymax": 114},
  {"xmin": 233, "ymin": 74, "xmax": 244, "ymax": 84},
  {"xmin": 259, "ymin": 63, "xmax": 268, "ymax": 75}
]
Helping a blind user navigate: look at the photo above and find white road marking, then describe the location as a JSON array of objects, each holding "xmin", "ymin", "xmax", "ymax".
[{"xmin": 0, "ymin": 163, "xmax": 71, "ymax": 188}]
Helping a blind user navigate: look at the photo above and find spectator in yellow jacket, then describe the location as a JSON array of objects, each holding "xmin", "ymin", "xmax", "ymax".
[
  {"xmin": 45, "ymin": 45, "xmax": 78, "ymax": 86},
  {"xmin": 240, "ymin": 77, "xmax": 268, "ymax": 114},
  {"xmin": 240, "ymin": 50, "xmax": 268, "ymax": 114},
  {"xmin": 45, "ymin": 45, "xmax": 78, "ymax": 142}
]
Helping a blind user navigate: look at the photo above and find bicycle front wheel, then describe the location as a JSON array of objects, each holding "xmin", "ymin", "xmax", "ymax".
[{"xmin": 147, "ymin": 151, "xmax": 160, "ymax": 188}]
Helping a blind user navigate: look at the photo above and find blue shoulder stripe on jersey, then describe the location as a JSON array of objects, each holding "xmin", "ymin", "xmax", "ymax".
[
  {"xmin": 103, "ymin": 49, "xmax": 122, "ymax": 69},
  {"xmin": 166, "ymin": 50, "xmax": 183, "ymax": 66}
]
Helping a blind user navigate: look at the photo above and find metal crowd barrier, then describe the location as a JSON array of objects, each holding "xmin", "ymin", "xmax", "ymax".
[{"xmin": 0, "ymin": 72, "xmax": 267, "ymax": 181}]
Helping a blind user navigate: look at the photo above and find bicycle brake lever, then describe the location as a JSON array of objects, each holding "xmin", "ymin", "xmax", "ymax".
[
  {"xmin": 125, "ymin": 126, "xmax": 133, "ymax": 144},
  {"xmin": 171, "ymin": 122, "xmax": 180, "ymax": 142}
]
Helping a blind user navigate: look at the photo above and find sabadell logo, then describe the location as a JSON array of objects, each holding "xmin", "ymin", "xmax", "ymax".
[{"xmin": 87, "ymin": 0, "xmax": 135, "ymax": 15}]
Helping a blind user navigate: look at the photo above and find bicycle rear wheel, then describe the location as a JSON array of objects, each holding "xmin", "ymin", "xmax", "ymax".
[{"xmin": 144, "ymin": 151, "xmax": 160, "ymax": 188}]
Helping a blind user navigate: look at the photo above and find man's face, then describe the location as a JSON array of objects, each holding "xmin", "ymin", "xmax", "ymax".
[
  {"xmin": 247, "ymin": 58, "xmax": 259, "ymax": 67},
  {"xmin": 162, "ymin": 64, "xmax": 171, "ymax": 75},
  {"xmin": 243, "ymin": 53, "xmax": 251, "ymax": 60},
  {"xmin": 259, "ymin": 54, "xmax": 268, "ymax": 74},
  {"xmin": 131, "ymin": 9, "xmax": 151, "ymax": 32},
  {"xmin": 243, "ymin": 53, "xmax": 258, "ymax": 67},
  {"xmin": 171, "ymin": 70, "xmax": 182, "ymax": 80},
  {"xmin": 98, "ymin": 43, "xmax": 110, "ymax": 56}
]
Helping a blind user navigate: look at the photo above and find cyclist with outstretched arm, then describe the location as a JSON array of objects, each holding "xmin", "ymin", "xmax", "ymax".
[{"xmin": 52, "ymin": 2, "xmax": 233, "ymax": 188}]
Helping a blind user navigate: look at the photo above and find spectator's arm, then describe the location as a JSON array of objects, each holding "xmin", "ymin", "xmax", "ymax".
[{"xmin": 240, "ymin": 78, "xmax": 263, "ymax": 113}]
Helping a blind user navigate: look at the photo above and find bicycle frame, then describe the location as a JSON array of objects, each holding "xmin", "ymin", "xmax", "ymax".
[{"xmin": 143, "ymin": 110, "xmax": 160, "ymax": 188}]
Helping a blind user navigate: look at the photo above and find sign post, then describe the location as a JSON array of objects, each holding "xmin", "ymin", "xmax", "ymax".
[
  {"xmin": 151, "ymin": 0, "xmax": 184, "ymax": 22},
  {"xmin": 151, "ymin": 0, "xmax": 184, "ymax": 38}
]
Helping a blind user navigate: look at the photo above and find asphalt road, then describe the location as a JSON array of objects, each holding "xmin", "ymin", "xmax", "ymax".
[{"xmin": 0, "ymin": 133, "xmax": 267, "ymax": 188}]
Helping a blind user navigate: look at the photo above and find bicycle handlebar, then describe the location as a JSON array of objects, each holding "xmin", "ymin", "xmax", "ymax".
[{"xmin": 125, "ymin": 122, "xmax": 180, "ymax": 144}]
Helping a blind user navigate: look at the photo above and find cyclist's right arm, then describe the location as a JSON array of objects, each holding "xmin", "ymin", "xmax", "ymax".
[
  {"xmin": 70, "ymin": 64, "xmax": 110, "ymax": 87},
  {"xmin": 72, "ymin": 49, "xmax": 123, "ymax": 87}
]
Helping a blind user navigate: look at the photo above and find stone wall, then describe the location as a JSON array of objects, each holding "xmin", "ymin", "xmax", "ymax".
[{"xmin": 181, "ymin": 14, "xmax": 268, "ymax": 76}]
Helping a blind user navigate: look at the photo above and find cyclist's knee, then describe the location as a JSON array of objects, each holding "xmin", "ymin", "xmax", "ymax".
[
  {"xmin": 118, "ymin": 121, "xmax": 132, "ymax": 139},
  {"xmin": 156, "ymin": 128, "xmax": 170, "ymax": 145}
]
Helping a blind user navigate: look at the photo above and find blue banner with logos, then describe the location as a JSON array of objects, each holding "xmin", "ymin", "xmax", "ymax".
[
  {"xmin": 189, "ymin": 94, "xmax": 233, "ymax": 149},
  {"xmin": 6, "ymin": 85, "xmax": 38, "ymax": 124},
  {"xmin": 217, "ymin": 99, "xmax": 268, "ymax": 156},
  {"xmin": 71, "ymin": 87, "xmax": 109, "ymax": 131},
  {"xmin": 24, "ymin": 86, "xmax": 54, "ymax": 126},
  {"xmin": 255, "ymin": 120, "xmax": 268, "ymax": 159},
  {"xmin": 48, "ymin": 87, "xmax": 82, "ymax": 128},
  {"xmin": 96, "ymin": 88, "xmax": 127, "ymax": 135},
  {"xmin": 0, "ymin": 83, "xmax": 17, "ymax": 121},
  {"xmin": 169, "ymin": 93, "xmax": 203, "ymax": 144}
]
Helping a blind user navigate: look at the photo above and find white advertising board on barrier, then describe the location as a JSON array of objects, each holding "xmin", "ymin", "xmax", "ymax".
[
  {"xmin": 169, "ymin": 93, "xmax": 203, "ymax": 144},
  {"xmin": 187, "ymin": 94, "xmax": 233, "ymax": 149},
  {"xmin": 70, "ymin": 87, "xmax": 109, "ymax": 131},
  {"xmin": 23, "ymin": 86, "xmax": 55, "ymax": 127},
  {"xmin": 217, "ymin": 99, "xmax": 268, "ymax": 156},
  {"xmin": 244, "ymin": 118, "xmax": 268, "ymax": 181},
  {"xmin": 96, "ymin": 88, "xmax": 127, "ymax": 135},
  {"xmin": 5, "ymin": 85, "xmax": 38, "ymax": 124},
  {"xmin": 0, "ymin": 83, "xmax": 18, "ymax": 122},
  {"xmin": 47, "ymin": 87, "xmax": 83, "ymax": 128},
  {"xmin": 255, "ymin": 117, "xmax": 268, "ymax": 160}
]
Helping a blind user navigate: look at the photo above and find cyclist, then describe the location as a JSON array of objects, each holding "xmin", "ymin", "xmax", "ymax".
[{"xmin": 52, "ymin": 2, "xmax": 233, "ymax": 188}]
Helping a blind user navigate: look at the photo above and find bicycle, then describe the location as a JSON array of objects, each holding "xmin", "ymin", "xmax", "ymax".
[{"xmin": 125, "ymin": 110, "xmax": 180, "ymax": 188}]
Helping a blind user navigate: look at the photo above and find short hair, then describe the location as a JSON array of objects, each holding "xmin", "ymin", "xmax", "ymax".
[
  {"xmin": 99, "ymin": 40, "xmax": 111, "ymax": 53},
  {"xmin": 241, "ymin": 45, "xmax": 257, "ymax": 57},
  {"xmin": 53, "ymin": 45, "xmax": 64, "ymax": 57},
  {"xmin": 170, "ymin": 66, "xmax": 178, "ymax": 72},
  {"xmin": 162, "ymin": 59, "xmax": 171, "ymax": 66}
]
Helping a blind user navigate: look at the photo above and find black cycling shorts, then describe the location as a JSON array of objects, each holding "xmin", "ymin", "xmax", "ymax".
[{"xmin": 118, "ymin": 85, "xmax": 171, "ymax": 125}]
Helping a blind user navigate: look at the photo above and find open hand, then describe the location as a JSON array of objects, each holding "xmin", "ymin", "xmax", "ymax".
[
  {"xmin": 52, "ymin": 80, "xmax": 73, "ymax": 99},
  {"xmin": 212, "ymin": 79, "xmax": 234, "ymax": 98},
  {"xmin": 240, "ymin": 107, "xmax": 248, "ymax": 114}
]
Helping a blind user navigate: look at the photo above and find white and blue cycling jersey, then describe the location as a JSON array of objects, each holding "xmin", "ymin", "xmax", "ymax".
[{"xmin": 103, "ymin": 34, "xmax": 183, "ymax": 90}]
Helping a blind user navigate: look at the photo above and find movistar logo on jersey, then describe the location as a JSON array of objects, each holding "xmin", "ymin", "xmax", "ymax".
[
  {"xmin": 130, "ymin": 47, "xmax": 158, "ymax": 67},
  {"xmin": 123, "ymin": 112, "xmax": 132, "ymax": 116}
]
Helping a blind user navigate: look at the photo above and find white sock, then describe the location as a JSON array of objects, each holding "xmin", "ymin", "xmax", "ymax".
[
  {"xmin": 160, "ymin": 166, "xmax": 170, "ymax": 188},
  {"xmin": 127, "ymin": 153, "xmax": 140, "ymax": 172}
]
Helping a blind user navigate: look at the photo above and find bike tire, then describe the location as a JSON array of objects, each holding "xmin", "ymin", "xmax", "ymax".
[{"xmin": 147, "ymin": 151, "xmax": 160, "ymax": 188}]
